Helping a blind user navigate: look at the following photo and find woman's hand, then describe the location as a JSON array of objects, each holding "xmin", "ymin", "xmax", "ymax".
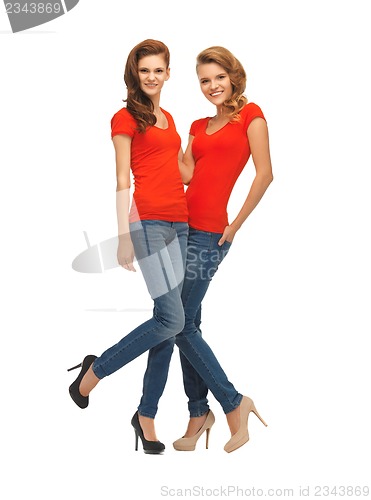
[
  {"xmin": 117, "ymin": 233, "xmax": 136, "ymax": 272},
  {"xmin": 218, "ymin": 225, "xmax": 237, "ymax": 246}
]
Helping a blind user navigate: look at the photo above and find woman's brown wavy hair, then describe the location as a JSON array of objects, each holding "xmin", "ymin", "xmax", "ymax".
[
  {"xmin": 196, "ymin": 46, "xmax": 247, "ymax": 120},
  {"xmin": 124, "ymin": 39, "xmax": 170, "ymax": 133}
]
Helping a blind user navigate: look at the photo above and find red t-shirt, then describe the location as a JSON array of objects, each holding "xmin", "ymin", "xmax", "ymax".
[
  {"xmin": 111, "ymin": 107, "xmax": 188, "ymax": 223},
  {"xmin": 186, "ymin": 102, "xmax": 266, "ymax": 233}
]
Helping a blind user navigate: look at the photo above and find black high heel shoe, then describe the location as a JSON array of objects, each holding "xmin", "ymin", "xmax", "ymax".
[
  {"xmin": 67, "ymin": 354, "xmax": 97, "ymax": 409},
  {"xmin": 131, "ymin": 411, "xmax": 165, "ymax": 455}
]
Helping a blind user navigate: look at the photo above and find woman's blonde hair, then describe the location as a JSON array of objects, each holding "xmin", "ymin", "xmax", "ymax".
[{"xmin": 196, "ymin": 46, "xmax": 247, "ymax": 119}]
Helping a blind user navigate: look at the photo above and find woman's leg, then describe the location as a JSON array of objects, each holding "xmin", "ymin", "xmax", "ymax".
[
  {"xmin": 175, "ymin": 228, "xmax": 243, "ymax": 416},
  {"xmin": 178, "ymin": 305, "xmax": 209, "ymax": 418},
  {"xmin": 172, "ymin": 229, "xmax": 267, "ymax": 449},
  {"xmin": 138, "ymin": 339, "xmax": 176, "ymax": 419},
  {"xmin": 136, "ymin": 222, "xmax": 188, "ymax": 420},
  {"xmin": 78, "ymin": 221, "xmax": 188, "ymax": 397}
]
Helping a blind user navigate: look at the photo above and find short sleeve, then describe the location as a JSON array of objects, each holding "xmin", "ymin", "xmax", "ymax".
[
  {"xmin": 189, "ymin": 118, "xmax": 207, "ymax": 136},
  {"xmin": 189, "ymin": 121, "xmax": 197, "ymax": 136},
  {"xmin": 111, "ymin": 108, "xmax": 136, "ymax": 138},
  {"xmin": 242, "ymin": 102, "xmax": 266, "ymax": 131}
]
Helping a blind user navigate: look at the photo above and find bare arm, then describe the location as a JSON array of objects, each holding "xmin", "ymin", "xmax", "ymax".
[
  {"xmin": 178, "ymin": 135, "xmax": 195, "ymax": 185},
  {"xmin": 113, "ymin": 134, "xmax": 136, "ymax": 271},
  {"xmin": 219, "ymin": 117, "xmax": 273, "ymax": 245}
]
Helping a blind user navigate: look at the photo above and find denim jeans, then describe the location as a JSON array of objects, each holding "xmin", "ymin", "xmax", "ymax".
[
  {"xmin": 92, "ymin": 221, "xmax": 188, "ymax": 385},
  {"xmin": 139, "ymin": 227, "xmax": 242, "ymax": 418}
]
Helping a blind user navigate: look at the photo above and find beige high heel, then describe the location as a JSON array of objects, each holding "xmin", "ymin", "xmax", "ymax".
[
  {"xmin": 224, "ymin": 396, "xmax": 267, "ymax": 453},
  {"xmin": 173, "ymin": 410, "xmax": 215, "ymax": 451}
]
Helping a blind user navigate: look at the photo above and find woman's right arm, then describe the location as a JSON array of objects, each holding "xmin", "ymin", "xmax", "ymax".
[
  {"xmin": 113, "ymin": 134, "xmax": 136, "ymax": 272},
  {"xmin": 178, "ymin": 135, "xmax": 195, "ymax": 185}
]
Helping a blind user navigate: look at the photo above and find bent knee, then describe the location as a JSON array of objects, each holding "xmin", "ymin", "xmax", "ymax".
[
  {"xmin": 157, "ymin": 311, "xmax": 185, "ymax": 338},
  {"xmin": 169, "ymin": 313, "xmax": 185, "ymax": 335}
]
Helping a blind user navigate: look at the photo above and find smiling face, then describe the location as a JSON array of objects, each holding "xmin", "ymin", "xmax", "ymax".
[
  {"xmin": 137, "ymin": 54, "xmax": 170, "ymax": 99},
  {"xmin": 197, "ymin": 62, "xmax": 233, "ymax": 106}
]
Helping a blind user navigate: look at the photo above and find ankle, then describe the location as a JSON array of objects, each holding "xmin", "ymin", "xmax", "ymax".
[
  {"xmin": 79, "ymin": 365, "xmax": 99, "ymax": 397},
  {"xmin": 184, "ymin": 414, "xmax": 208, "ymax": 437},
  {"xmin": 138, "ymin": 414, "xmax": 158, "ymax": 442}
]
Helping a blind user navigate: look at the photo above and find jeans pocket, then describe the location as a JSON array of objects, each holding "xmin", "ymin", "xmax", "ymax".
[{"xmin": 219, "ymin": 240, "xmax": 232, "ymax": 263}]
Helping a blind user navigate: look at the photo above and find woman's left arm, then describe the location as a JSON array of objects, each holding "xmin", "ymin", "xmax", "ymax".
[
  {"xmin": 178, "ymin": 135, "xmax": 195, "ymax": 185},
  {"xmin": 218, "ymin": 117, "xmax": 273, "ymax": 245}
]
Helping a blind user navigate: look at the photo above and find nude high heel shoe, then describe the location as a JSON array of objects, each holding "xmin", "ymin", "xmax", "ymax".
[
  {"xmin": 173, "ymin": 410, "xmax": 215, "ymax": 451},
  {"xmin": 224, "ymin": 396, "xmax": 267, "ymax": 453}
]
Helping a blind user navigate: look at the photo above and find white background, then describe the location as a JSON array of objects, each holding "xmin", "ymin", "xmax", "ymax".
[{"xmin": 1, "ymin": 1, "xmax": 370, "ymax": 498}]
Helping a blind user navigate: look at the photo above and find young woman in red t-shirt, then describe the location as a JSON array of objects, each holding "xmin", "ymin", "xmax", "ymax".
[
  {"xmin": 67, "ymin": 40, "xmax": 189, "ymax": 454},
  {"xmin": 139, "ymin": 46, "xmax": 273, "ymax": 453}
]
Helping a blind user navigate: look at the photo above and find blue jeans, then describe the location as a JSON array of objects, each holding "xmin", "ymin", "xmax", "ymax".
[
  {"xmin": 139, "ymin": 227, "xmax": 242, "ymax": 418},
  {"xmin": 92, "ymin": 220, "xmax": 188, "ymax": 383}
]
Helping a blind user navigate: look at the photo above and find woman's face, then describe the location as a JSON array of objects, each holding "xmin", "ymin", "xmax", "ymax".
[
  {"xmin": 137, "ymin": 54, "xmax": 170, "ymax": 98},
  {"xmin": 197, "ymin": 62, "xmax": 233, "ymax": 106}
]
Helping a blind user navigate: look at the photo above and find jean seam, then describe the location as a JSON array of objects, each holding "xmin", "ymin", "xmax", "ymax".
[
  {"xmin": 143, "ymin": 223, "xmax": 151, "ymax": 257},
  {"xmin": 94, "ymin": 320, "xmax": 166, "ymax": 378},
  {"xmin": 177, "ymin": 333, "xmax": 238, "ymax": 414},
  {"xmin": 138, "ymin": 409, "xmax": 156, "ymax": 419}
]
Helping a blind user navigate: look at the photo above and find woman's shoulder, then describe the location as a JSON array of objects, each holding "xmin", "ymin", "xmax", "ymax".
[
  {"xmin": 111, "ymin": 106, "xmax": 136, "ymax": 137},
  {"xmin": 190, "ymin": 116, "xmax": 209, "ymax": 134},
  {"xmin": 160, "ymin": 107, "xmax": 172, "ymax": 117},
  {"xmin": 111, "ymin": 106, "xmax": 134, "ymax": 122},
  {"xmin": 239, "ymin": 102, "xmax": 266, "ymax": 129},
  {"xmin": 240, "ymin": 102, "xmax": 265, "ymax": 118},
  {"xmin": 192, "ymin": 116, "xmax": 209, "ymax": 125},
  {"xmin": 160, "ymin": 107, "xmax": 176, "ymax": 125}
]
